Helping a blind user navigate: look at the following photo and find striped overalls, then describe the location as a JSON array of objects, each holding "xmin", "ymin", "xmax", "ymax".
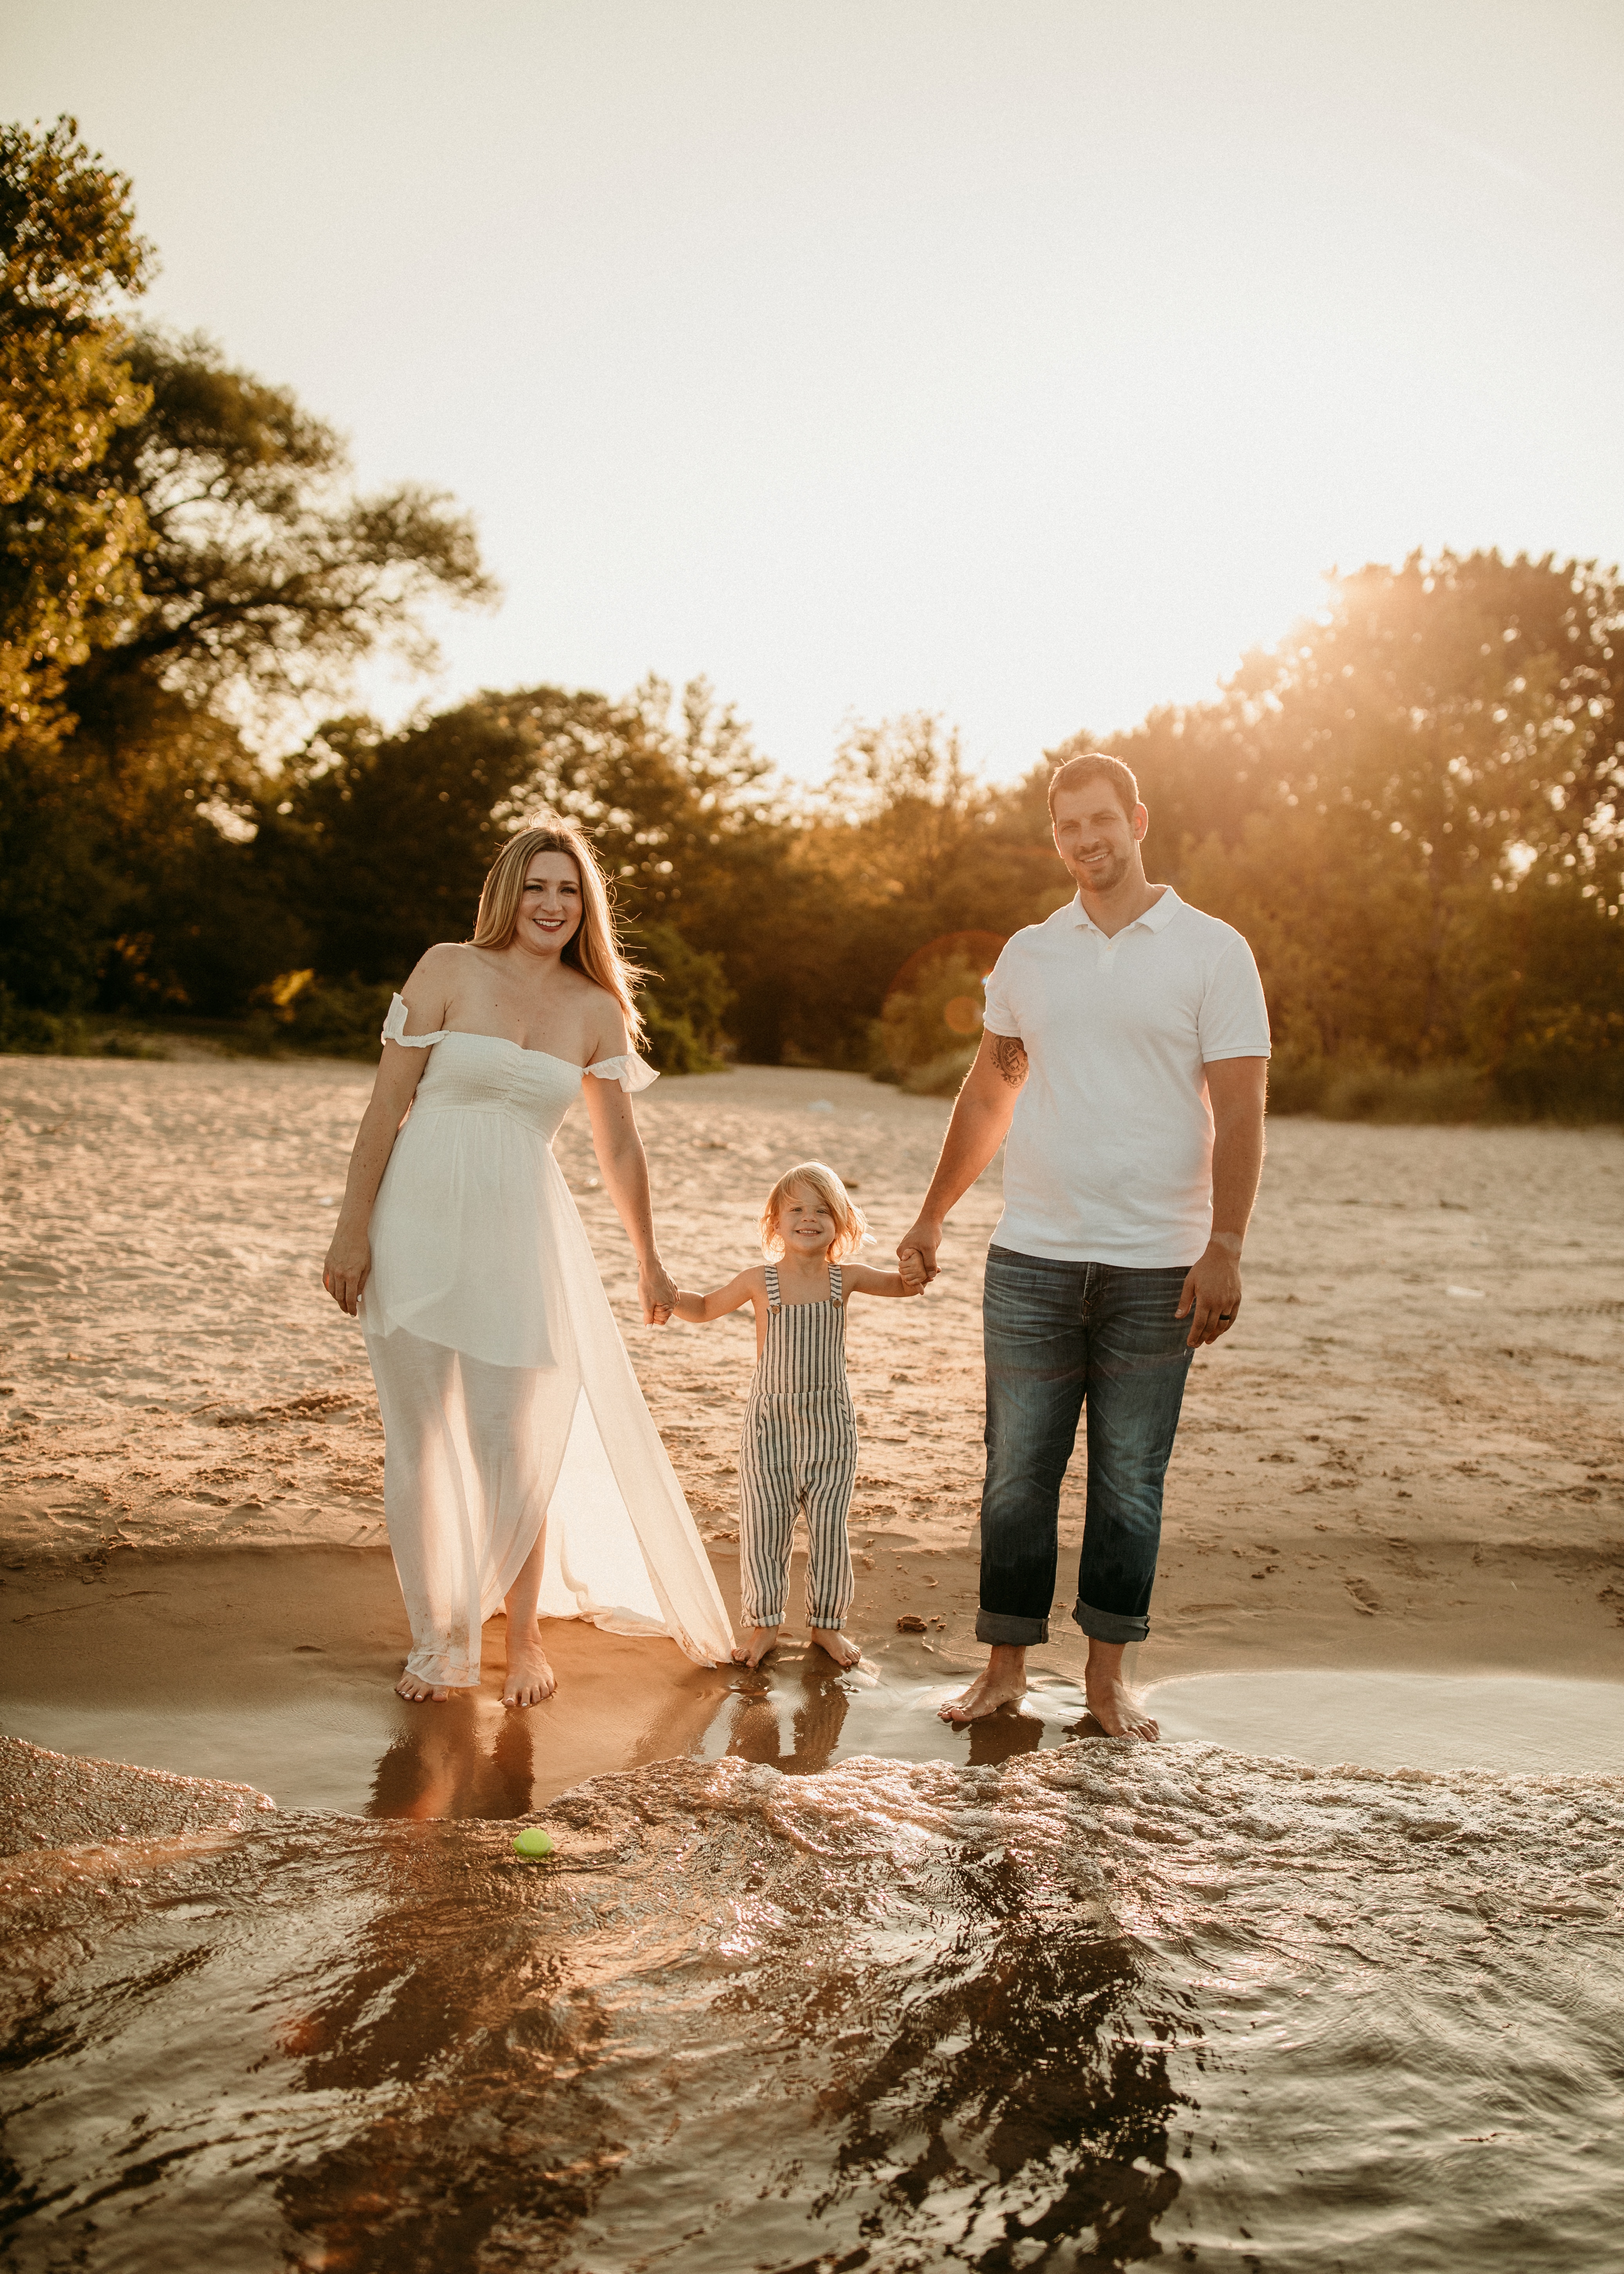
[{"xmin": 737, "ymin": 1262, "xmax": 859, "ymax": 1631}]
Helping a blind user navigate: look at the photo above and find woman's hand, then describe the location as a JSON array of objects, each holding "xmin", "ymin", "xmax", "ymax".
[
  {"xmin": 323, "ymin": 1225, "xmax": 372, "ymax": 1317},
  {"xmin": 639, "ymin": 1258, "xmax": 678, "ymax": 1326}
]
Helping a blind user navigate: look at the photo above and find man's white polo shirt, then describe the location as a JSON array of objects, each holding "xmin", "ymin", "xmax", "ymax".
[{"xmin": 980, "ymin": 887, "xmax": 1270, "ymax": 1268}]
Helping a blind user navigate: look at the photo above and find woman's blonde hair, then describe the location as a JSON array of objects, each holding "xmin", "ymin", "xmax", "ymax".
[
  {"xmin": 472, "ymin": 822, "xmax": 646, "ymax": 1046},
  {"xmin": 760, "ymin": 1161, "xmax": 870, "ymax": 1262}
]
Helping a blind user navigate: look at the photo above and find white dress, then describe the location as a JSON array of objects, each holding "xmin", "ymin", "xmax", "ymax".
[{"xmin": 359, "ymin": 995, "xmax": 732, "ymax": 1686}]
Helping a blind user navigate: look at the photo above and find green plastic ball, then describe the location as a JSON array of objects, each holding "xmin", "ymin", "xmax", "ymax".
[{"xmin": 512, "ymin": 1827, "xmax": 554, "ymax": 1859}]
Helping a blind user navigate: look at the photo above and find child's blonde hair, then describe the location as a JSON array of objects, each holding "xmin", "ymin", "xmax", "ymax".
[{"xmin": 760, "ymin": 1161, "xmax": 870, "ymax": 1262}]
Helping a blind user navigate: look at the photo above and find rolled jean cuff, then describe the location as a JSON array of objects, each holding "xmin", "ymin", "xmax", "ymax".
[
  {"xmin": 1072, "ymin": 1599, "xmax": 1149, "ymax": 1646},
  {"xmin": 976, "ymin": 1610, "xmax": 1049, "ymax": 1646}
]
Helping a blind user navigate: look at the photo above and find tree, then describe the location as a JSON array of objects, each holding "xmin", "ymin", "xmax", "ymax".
[
  {"xmin": 0, "ymin": 116, "xmax": 152, "ymax": 751},
  {"xmin": 778, "ymin": 715, "xmax": 1066, "ymax": 1066},
  {"xmin": 3, "ymin": 319, "xmax": 499, "ymax": 1015},
  {"xmin": 86, "ymin": 329, "xmax": 495, "ymax": 734},
  {"xmin": 1104, "ymin": 550, "xmax": 1623, "ymax": 1092},
  {"xmin": 266, "ymin": 702, "xmax": 527, "ymax": 982},
  {"xmin": 259, "ymin": 678, "xmax": 772, "ymax": 1065}
]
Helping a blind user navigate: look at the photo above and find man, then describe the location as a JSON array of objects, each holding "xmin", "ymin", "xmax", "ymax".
[{"xmin": 897, "ymin": 750, "xmax": 1270, "ymax": 1740}]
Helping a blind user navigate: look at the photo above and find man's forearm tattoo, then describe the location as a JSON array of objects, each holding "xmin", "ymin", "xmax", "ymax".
[{"xmin": 991, "ymin": 1035, "xmax": 1028, "ymax": 1087}]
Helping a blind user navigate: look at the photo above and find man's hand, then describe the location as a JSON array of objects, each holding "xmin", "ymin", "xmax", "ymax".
[
  {"xmin": 897, "ymin": 1218, "xmax": 943, "ymax": 1287},
  {"xmin": 1176, "ymin": 1241, "xmax": 1242, "ymax": 1348},
  {"xmin": 893, "ymin": 1032, "xmax": 1024, "ymax": 1294},
  {"xmin": 639, "ymin": 1259, "xmax": 678, "ymax": 1325}
]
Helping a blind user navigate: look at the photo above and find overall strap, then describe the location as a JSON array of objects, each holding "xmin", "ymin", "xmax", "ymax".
[
  {"xmin": 828, "ymin": 1263, "xmax": 843, "ymax": 1302},
  {"xmin": 764, "ymin": 1262, "xmax": 782, "ymax": 1311}
]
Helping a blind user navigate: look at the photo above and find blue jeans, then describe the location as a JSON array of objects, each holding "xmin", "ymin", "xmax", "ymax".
[{"xmin": 978, "ymin": 1246, "xmax": 1194, "ymax": 1648}]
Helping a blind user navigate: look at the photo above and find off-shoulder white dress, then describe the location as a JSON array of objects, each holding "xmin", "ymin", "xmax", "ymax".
[{"xmin": 359, "ymin": 995, "xmax": 732, "ymax": 1686}]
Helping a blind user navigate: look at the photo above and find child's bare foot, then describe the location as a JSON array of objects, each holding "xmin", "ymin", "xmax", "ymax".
[
  {"xmin": 938, "ymin": 1644, "xmax": 1027, "ymax": 1724},
  {"xmin": 396, "ymin": 1670, "xmax": 450, "ymax": 1702},
  {"xmin": 811, "ymin": 1627, "xmax": 862, "ymax": 1670},
  {"xmin": 731, "ymin": 1625, "xmax": 781, "ymax": 1669},
  {"xmin": 502, "ymin": 1634, "xmax": 557, "ymax": 1707}
]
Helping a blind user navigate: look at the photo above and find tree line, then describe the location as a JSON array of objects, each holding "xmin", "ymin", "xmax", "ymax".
[{"xmin": 3, "ymin": 120, "xmax": 1620, "ymax": 1117}]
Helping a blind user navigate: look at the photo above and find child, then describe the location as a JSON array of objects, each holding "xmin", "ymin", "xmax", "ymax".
[{"xmin": 673, "ymin": 1161, "xmax": 921, "ymax": 1669}]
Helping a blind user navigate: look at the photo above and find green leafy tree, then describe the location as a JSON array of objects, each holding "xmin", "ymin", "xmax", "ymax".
[
  {"xmin": 273, "ymin": 677, "xmax": 777, "ymax": 977},
  {"xmin": 266, "ymin": 704, "xmax": 526, "ymax": 983},
  {"xmin": 0, "ymin": 117, "xmax": 155, "ymax": 1008},
  {"xmin": 3, "ymin": 316, "xmax": 498, "ymax": 1014},
  {"xmin": 783, "ymin": 715, "xmax": 1062, "ymax": 1065},
  {"xmin": 264, "ymin": 678, "xmax": 768, "ymax": 1066},
  {"xmin": 0, "ymin": 116, "xmax": 152, "ymax": 752},
  {"xmin": 631, "ymin": 918, "xmax": 734, "ymax": 1072},
  {"xmin": 90, "ymin": 329, "xmax": 494, "ymax": 730}
]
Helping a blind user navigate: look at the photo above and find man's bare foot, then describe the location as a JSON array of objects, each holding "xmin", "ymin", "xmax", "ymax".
[
  {"xmin": 1084, "ymin": 1666, "xmax": 1158, "ymax": 1741},
  {"xmin": 731, "ymin": 1625, "xmax": 781, "ymax": 1669},
  {"xmin": 502, "ymin": 1634, "xmax": 557, "ymax": 1708},
  {"xmin": 396, "ymin": 1670, "xmax": 450, "ymax": 1702},
  {"xmin": 811, "ymin": 1627, "xmax": 862, "ymax": 1670},
  {"xmin": 939, "ymin": 1644, "xmax": 1027, "ymax": 1724}
]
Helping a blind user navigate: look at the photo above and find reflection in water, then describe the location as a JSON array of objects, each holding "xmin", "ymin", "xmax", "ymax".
[
  {"xmin": 722, "ymin": 1658, "xmax": 852, "ymax": 1772},
  {"xmin": 272, "ymin": 1757, "xmax": 1195, "ymax": 2274},
  {"xmin": 708, "ymin": 1658, "xmax": 1077, "ymax": 1779},
  {"xmin": 967, "ymin": 1704, "xmax": 1047, "ymax": 1767},
  {"xmin": 723, "ymin": 1839, "xmax": 1195, "ymax": 2270},
  {"xmin": 367, "ymin": 1696, "xmax": 536, "ymax": 1820},
  {"xmin": 11, "ymin": 1740, "xmax": 1624, "ymax": 2270},
  {"xmin": 273, "ymin": 1826, "xmax": 621, "ymax": 2270},
  {"xmin": 361, "ymin": 1655, "xmax": 1017, "ymax": 1824}
]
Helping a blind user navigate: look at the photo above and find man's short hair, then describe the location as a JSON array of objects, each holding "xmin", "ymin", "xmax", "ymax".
[{"xmin": 1046, "ymin": 749, "xmax": 1140, "ymax": 820}]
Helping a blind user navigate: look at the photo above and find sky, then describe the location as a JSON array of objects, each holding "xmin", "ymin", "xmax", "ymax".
[{"xmin": 7, "ymin": 0, "xmax": 1624, "ymax": 782}]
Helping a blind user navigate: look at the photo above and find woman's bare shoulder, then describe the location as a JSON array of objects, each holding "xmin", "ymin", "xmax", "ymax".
[
  {"xmin": 409, "ymin": 941, "xmax": 478, "ymax": 981},
  {"xmin": 574, "ymin": 972, "xmax": 632, "ymax": 1057},
  {"xmin": 398, "ymin": 942, "xmax": 474, "ymax": 1017}
]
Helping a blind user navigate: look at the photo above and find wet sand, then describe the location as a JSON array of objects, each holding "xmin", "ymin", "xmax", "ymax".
[{"xmin": 3, "ymin": 1054, "xmax": 1621, "ymax": 1706}]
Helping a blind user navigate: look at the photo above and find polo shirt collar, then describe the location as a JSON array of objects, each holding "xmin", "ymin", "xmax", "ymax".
[{"xmin": 1070, "ymin": 885, "xmax": 1181, "ymax": 938}]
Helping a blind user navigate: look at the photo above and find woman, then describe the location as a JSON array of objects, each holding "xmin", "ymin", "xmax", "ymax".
[{"xmin": 321, "ymin": 821, "xmax": 733, "ymax": 1704}]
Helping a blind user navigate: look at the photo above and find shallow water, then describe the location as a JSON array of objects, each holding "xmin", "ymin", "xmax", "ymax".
[
  {"xmin": 1145, "ymin": 1669, "xmax": 1624, "ymax": 1777},
  {"xmin": 9, "ymin": 1643, "xmax": 1623, "ymax": 1823},
  {"xmin": 0, "ymin": 1662, "xmax": 1091, "ymax": 1822},
  {"xmin": 5, "ymin": 1739, "xmax": 1624, "ymax": 2272}
]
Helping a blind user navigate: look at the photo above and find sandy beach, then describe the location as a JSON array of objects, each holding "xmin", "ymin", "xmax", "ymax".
[
  {"xmin": 6, "ymin": 1054, "xmax": 1624, "ymax": 2272},
  {"xmin": 2, "ymin": 1053, "xmax": 1621, "ymax": 1695}
]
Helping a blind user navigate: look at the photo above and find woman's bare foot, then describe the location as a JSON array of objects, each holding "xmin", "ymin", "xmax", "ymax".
[
  {"xmin": 396, "ymin": 1670, "xmax": 450, "ymax": 1702},
  {"xmin": 502, "ymin": 1633, "xmax": 557, "ymax": 1708},
  {"xmin": 811, "ymin": 1627, "xmax": 862, "ymax": 1670},
  {"xmin": 731, "ymin": 1625, "xmax": 782, "ymax": 1669},
  {"xmin": 938, "ymin": 1644, "xmax": 1027, "ymax": 1724},
  {"xmin": 1084, "ymin": 1640, "xmax": 1158, "ymax": 1740}
]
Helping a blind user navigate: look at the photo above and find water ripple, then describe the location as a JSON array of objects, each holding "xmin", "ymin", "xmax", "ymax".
[{"xmin": 5, "ymin": 1742, "xmax": 1624, "ymax": 2270}]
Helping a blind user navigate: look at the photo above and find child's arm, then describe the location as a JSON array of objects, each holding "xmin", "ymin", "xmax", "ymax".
[
  {"xmin": 671, "ymin": 1267, "xmax": 763, "ymax": 1324},
  {"xmin": 840, "ymin": 1262, "xmax": 923, "ymax": 1301}
]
